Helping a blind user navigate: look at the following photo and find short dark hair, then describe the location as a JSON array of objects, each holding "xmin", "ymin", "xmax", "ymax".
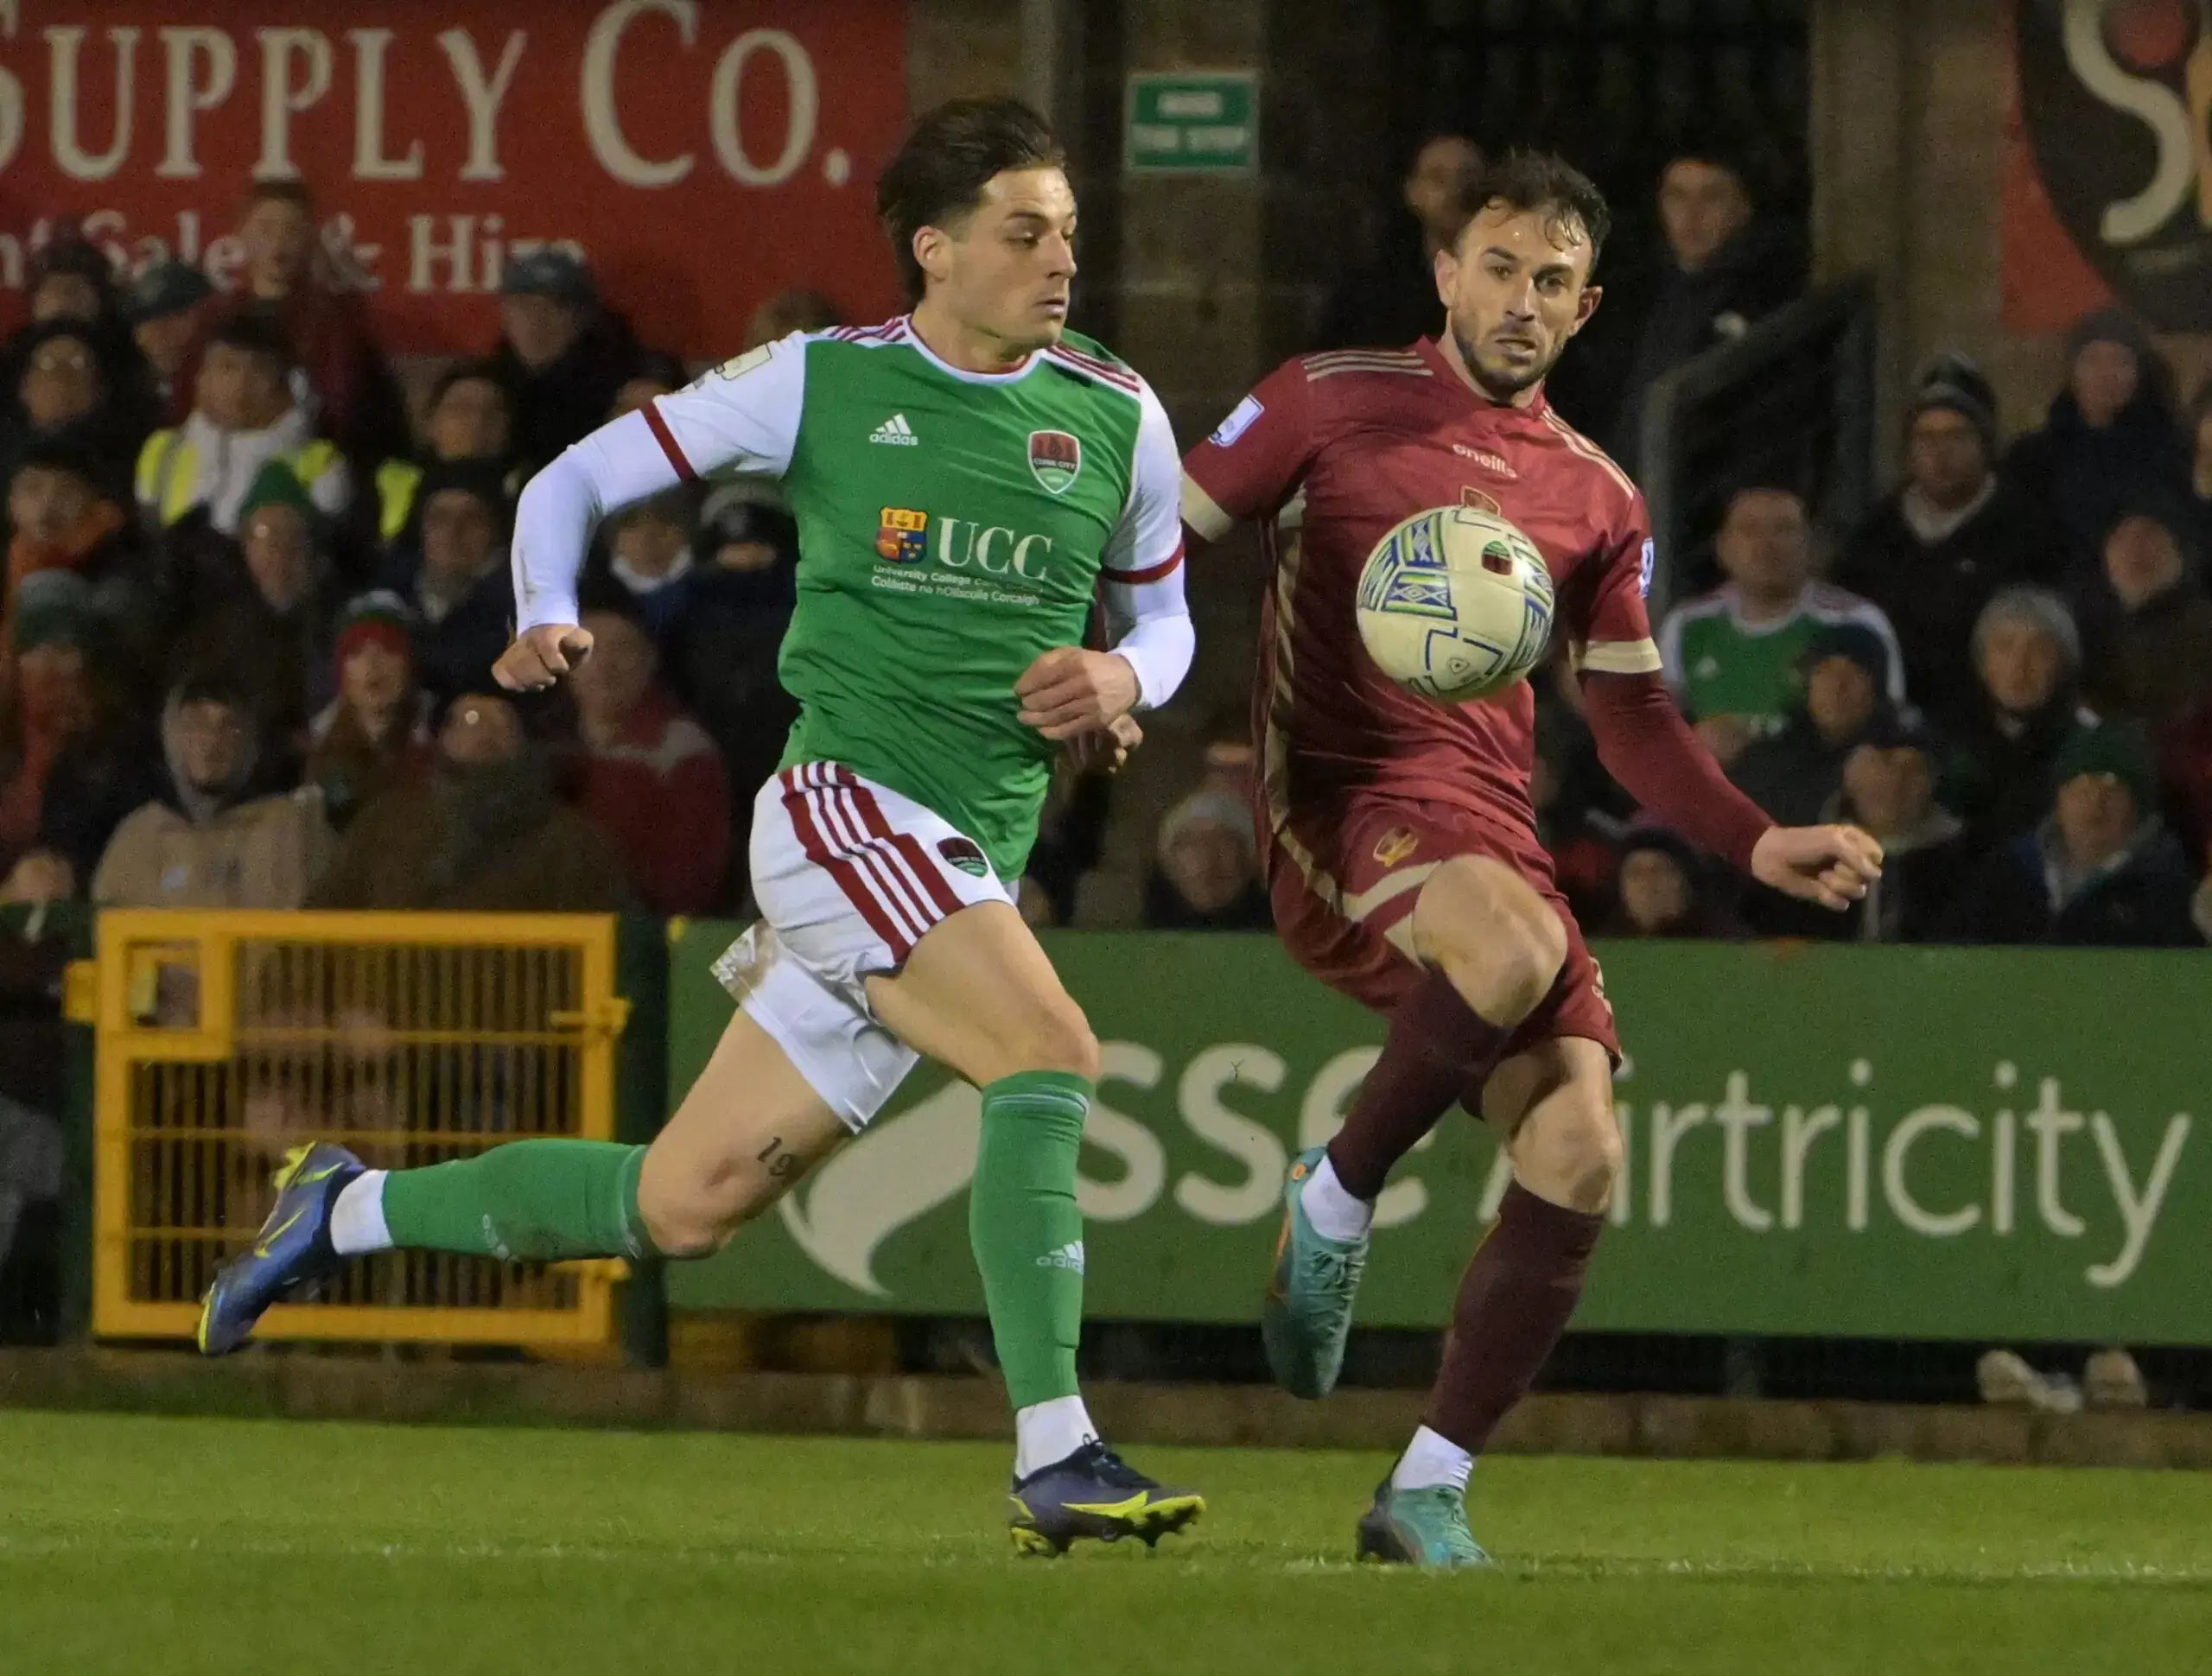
[
  {"xmin": 1457, "ymin": 150, "xmax": 1611, "ymax": 271},
  {"xmin": 206, "ymin": 312, "xmax": 296, "ymax": 372},
  {"xmin": 875, "ymin": 98, "xmax": 1065, "ymax": 304},
  {"xmin": 243, "ymin": 179, "xmax": 315, "ymax": 216}
]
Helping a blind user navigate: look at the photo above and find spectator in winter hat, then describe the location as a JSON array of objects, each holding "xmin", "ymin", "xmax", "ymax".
[
  {"xmin": 168, "ymin": 460, "xmax": 337, "ymax": 760},
  {"xmin": 1144, "ymin": 784, "xmax": 1271, "ymax": 930},
  {"xmin": 2077, "ymin": 506, "xmax": 2212, "ymax": 733},
  {"xmin": 1951, "ymin": 586, "xmax": 2100, "ymax": 853},
  {"xmin": 3, "ymin": 436, "xmax": 156, "ymax": 661},
  {"xmin": 136, "ymin": 314, "xmax": 351, "ymax": 536},
  {"xmin": 123, "ymin": 259, "xmax": 216, "ymax": 403},
  {"xmin": 371, "ymin": 358, "xmax": 522, "ymax": 549},
  {"xmin": 1727, "ymin": 621, "xmax": 1897, "ymax": 828},
  {"xmin": 569, "ymin": 587, "xmax": 732, "ymax": 916},
  {"xmin": 2005, "ymin": 308, "xmax": 2190, "ymax": 573},
  {"xmin": 379, "ymin": 460, "xmax": 515, "ymax": 703},
  {"xmin": 1836, "ymin": 353, "xmax": 2062, "ymax": 730},
  {"xmin": 1949, "ymin": 721, "xmax": 2201, "ymax": 947},
  {"xmin": 304, "ymin": 592, "xmax": 433, "ymax": 831},
  {"xmin": 92, "ymin": 669, "xmax": 329, "ymax": 910},
  {"xmin": 1751, "ymin": 708, "xmax": 1974, "ymax": 943},
  {"xmin": 490, "ymin": 249, "xmax": 645, "ymax": 466}
]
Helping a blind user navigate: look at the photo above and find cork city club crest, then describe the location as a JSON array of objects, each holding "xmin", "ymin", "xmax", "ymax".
[
  {"xmin": 1028, "ymin": 429, "xmax": 1081, "ymax": 494},
  {"xmin": 1372, "ymin": 828, "xmax": 1421, "ymax": 868}
]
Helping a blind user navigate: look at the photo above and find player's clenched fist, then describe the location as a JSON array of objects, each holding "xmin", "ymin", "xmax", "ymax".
[
  {"xmin": 1750, "ymin": 822, "xmax": 1885, "ymax": 912},
  {"xmin": 1061, "ymin": 713, "xmax": 1144, "ymax": 777},
  {"xmin": 1015, "ymin": 645, "xmax": 1141, "ymax": 740},
  {"xmin": 494, "ymin": 624, "xmax": 595, "ymax": 693}
]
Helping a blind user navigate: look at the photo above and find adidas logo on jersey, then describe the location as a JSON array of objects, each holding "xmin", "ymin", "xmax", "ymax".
[
  {"xmin": 869, "ymin": 413, "xmax": 919, "ymax": 446},
  {"xmin": 1034, "ymin": 1241, "xmax": 1086, "ymax": 1273}
]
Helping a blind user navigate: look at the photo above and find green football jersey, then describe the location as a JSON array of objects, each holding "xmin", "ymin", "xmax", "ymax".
[
  {"xmin": 522, "ymin": 319, "xmax": 1184, "ymax": 881},
  {"xmin": 1657, "ymin": 581, "xmax": 1905, "ymax": 732}
]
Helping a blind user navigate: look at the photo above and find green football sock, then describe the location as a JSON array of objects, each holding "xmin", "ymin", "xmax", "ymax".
[
  {"xmin": 381, "ymin": 1140, "xmax": 658, "ymax": 1261},
  {"xmin": 968, "ymin": 1070, "xmax": 1092, "ymax": 1410}
]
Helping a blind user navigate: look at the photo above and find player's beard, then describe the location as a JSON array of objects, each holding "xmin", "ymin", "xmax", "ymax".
[{"xmin": 1450, "ymin": 316, "xmax": 1559, "ymax": 404}]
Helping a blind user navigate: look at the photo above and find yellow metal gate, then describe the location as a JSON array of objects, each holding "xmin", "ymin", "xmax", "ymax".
[{"xmin": 76, "ymin": 911, "xmax": 628, "ymax": 1349}]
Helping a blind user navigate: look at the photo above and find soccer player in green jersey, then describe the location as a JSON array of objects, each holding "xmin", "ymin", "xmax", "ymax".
[{"xmin": 198, "ymin": 98, "xmax": 1204, "ymax": 1554}]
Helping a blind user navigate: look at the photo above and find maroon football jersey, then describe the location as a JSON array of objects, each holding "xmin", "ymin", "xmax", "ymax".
[{"xmin": 1182, "ymin": 338, "xmax": 1661, "ymax": 844}]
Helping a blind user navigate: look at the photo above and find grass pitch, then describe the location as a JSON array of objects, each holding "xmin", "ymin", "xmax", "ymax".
[{"xmin": 3, "ymin": 1411, "xmax": 2209, "ymax": 1675}]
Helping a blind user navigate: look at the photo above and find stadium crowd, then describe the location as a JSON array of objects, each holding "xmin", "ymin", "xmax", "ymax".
[{"xmin": 0, "ymin": 160, "xmax": 2208, "ymax": 956}]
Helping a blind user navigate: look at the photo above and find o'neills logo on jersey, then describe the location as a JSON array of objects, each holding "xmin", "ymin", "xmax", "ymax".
[{"xmin": 1028, "ymin": 429, "xmax": 1081, "ymax": 494}]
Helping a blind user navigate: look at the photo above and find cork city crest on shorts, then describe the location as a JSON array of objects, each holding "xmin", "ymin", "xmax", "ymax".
[{"xmin": 1028, "ymin": 429, "xmax": 1081, "ymax": 494}]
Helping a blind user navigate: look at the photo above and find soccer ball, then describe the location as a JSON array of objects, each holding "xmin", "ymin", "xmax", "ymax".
[{"xmin": 1354, "ymin": 504, "xmax": 1556, "ymax": 703}]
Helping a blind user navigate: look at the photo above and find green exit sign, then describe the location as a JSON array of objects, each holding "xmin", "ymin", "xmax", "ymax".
[{"xmin": 1124, "ymin": 72, "xmax": 1257, "ymax": 174}]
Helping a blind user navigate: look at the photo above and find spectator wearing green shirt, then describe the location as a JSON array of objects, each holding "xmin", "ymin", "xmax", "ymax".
[{"xmin": 1658, "ymin": 485, "xmax": 1904, "ymax": 766}]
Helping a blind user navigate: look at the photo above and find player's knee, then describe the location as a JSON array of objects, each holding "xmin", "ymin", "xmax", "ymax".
[
  {"xmin": 1520, "ymin": 1101, "xmax": 1623, "ymax": 1214},
  {"xmin": 1009, "ymin": 997, "xmax": 1101, "ymax": 1084},
  {"xmin": 636, "ymin": 1146, "xmax": 773, "ymax": 1259}
]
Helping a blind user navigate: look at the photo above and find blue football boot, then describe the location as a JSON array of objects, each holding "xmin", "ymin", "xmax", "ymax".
[
  {"xmin": 1261, "ymin": 1146, "xmax": 1369, "ymax": 1399},
  {"xmin": 1007, "ymin": 1440, "xmax": 1205, "ymax": 1556},
  {"xmin": 196, "ymin": 1142, "xmax": 363, "ymax": 1355},
  {"xmin": 1355, "ymin": 1479, "xmax": 1492, "ymax": 1570}
]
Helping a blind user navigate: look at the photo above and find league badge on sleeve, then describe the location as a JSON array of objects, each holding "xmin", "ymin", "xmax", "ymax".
[
  {"xmin": 1209, "ymin": 394, "xmax": 1264, "ymax": 447},
  {"xmin": 1028, "ymin": 430, "xmax": 1082, "ymax": 494},
  {"xmin": 1638, "ymin": 537, "xmax": 1656, "ymax": 598}
]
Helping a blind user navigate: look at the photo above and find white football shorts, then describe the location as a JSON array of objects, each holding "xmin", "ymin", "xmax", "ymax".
[{"xmin": 712, "ymin": 760, "xmax": 1014, "ymax": 1130}]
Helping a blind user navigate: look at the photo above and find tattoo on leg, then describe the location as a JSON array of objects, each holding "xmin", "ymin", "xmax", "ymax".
[{"xmin": 756, "ymin": 1135, "xmax": 802, "ymax": 1184}]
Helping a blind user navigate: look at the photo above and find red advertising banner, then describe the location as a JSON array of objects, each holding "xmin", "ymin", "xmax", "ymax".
[
  {"xmin": 2004, "ymin": 0, "xmax": 2212, "ymax": 333},
  {"xmin": 0, "ymin": 0, "xmax": 908, "ymax": 356}
]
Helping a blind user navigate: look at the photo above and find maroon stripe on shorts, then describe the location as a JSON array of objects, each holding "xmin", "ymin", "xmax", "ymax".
[
  {"xmin": 837, "ymin": 772, "xmax": 966, "ymax": 918},
  {"xmin": 781, "ymin": 766, "xmax": 911, "ymax": 958}
]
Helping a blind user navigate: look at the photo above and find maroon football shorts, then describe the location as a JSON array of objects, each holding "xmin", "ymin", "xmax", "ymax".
[{"xmin": 1266, "ymin": 793, "xmax": 1620, "ymax": 1062}]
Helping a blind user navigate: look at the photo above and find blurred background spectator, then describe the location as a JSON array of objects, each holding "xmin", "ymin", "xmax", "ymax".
[
  {"xmin": 2076, "ymin": 508, "xmax": 2212, "ymax": 735},
  {"xmin": 1611, "ymin": 143, "xmax": 1805, "ymax": 462},
  {"xmin": 122, "ymin": 261, "xmax": 214, "ymax": 413},
  {"xmin": 1144, "ymin": 782, "xmax": 1269, "ymax": 930},
  {"xmin": 1950, "ymin": 587, "xmax": 2097, "ymax": 855},
  {"xmin": 609, "ymin": 350, "xmax": 691, "ymax": 422},
  {"xmin": 4, "ymin": 436, "xmax": 156, "ymax": 662},
  {"xmin": 1311, "ymin": 133, "xmax": 1483, "ymax": 351},
  {"xmin": 379, "ymin": 460, "xmax": 515, "ymax": 704},
  {"xmin": 91, "ymin": 671, "xmax": 327, "ymax": 911},
  {"xmin": 588, "ymin": 488, "xmax": 702, "ymax": 647},
  {"xmin": 1659, "ymin": 486, "xmax": 1901, "ymax": 765},
  {"xmin": 569, "ymin": 594, "xmax": 732, "ymax": 916},
  {"xmin": 181, "ymin": 181, "xmax": 406, "ymax": 465},
  {"xmin": 745, "ymin": 289, "xmax": 842, "ymax": 350},
  {"xmin": 1948, "ymin": 721, "xmax": 2200, "ymax": 948},
  {"xmin": 371, "ymin": 359, "xmax": 521, "ymax": 552},
  {"xmin": 1728, "ymin": 623, "xmax": 1893, "ymax": 827},
  {"xmin": 137, "ymin": 314, "xmax": 350, "ymax": 539},
  {"xmin": 2004, "ymin": 309, "xmax": 2189, "ymax": 577},
  {"xmin": 1598, "ymin": 822, "xmax": 1736, "ymax": 938},
  {"xmin": 492, "ymin": 251, "xmax": 643, "ymax": 467},
  {"xmin": 1835, "ymin": 354, "xmax": 2058, "ymax": 731},
  {"xmin": 310, "ymin": 692, "xmax": 626, "ymax": 912},
  {"xmin": 304, "ymin": 593, "xmax": 432, "ymax": 832}
]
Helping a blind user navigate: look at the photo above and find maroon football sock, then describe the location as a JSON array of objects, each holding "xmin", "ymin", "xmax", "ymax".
[
  {"xmin": 1424, "ymin": 1180, "xmax": 1605, "ymax": 1456},
  {"xmin": 1325, "ymin": 968, "xmax": 1516, "ymax": 1202}
]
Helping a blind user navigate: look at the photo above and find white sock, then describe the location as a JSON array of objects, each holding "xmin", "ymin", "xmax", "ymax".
[
  {"xmin": 1300, "ymin": 1155, "xmax": 1375, "ymax": 1242},
  {"xmin": 1391, "ymin": 1424, "xmax": 1474, "ymax": 1494},
  {"xmin": 1014, "ymin": 1395, "xmax": 1099, "ymax": 1479},
  {"xmin": 329, "ymin": 1171, "xmax": 392, "ymax": 1256}
]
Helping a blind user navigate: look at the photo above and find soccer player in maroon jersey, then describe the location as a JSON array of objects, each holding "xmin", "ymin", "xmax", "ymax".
[{"xmin": 1180, "ymin": 152, "xmax": 1884, "ymax": 1566}]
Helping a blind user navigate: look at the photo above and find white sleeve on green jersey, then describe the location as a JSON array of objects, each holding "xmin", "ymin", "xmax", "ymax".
[
  {"xmin": 512, "ymin": 336, "xmax": 807, "ymax": 632},
  {"xmin": 1100, "ymin": 382, "xmax": 1193, "ymax": 711}
]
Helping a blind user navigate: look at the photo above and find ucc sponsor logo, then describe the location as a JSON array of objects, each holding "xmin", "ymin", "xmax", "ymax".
[{"xmin": 874, "ymin": 506, "xmax": 1054, "ymax": 583}]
